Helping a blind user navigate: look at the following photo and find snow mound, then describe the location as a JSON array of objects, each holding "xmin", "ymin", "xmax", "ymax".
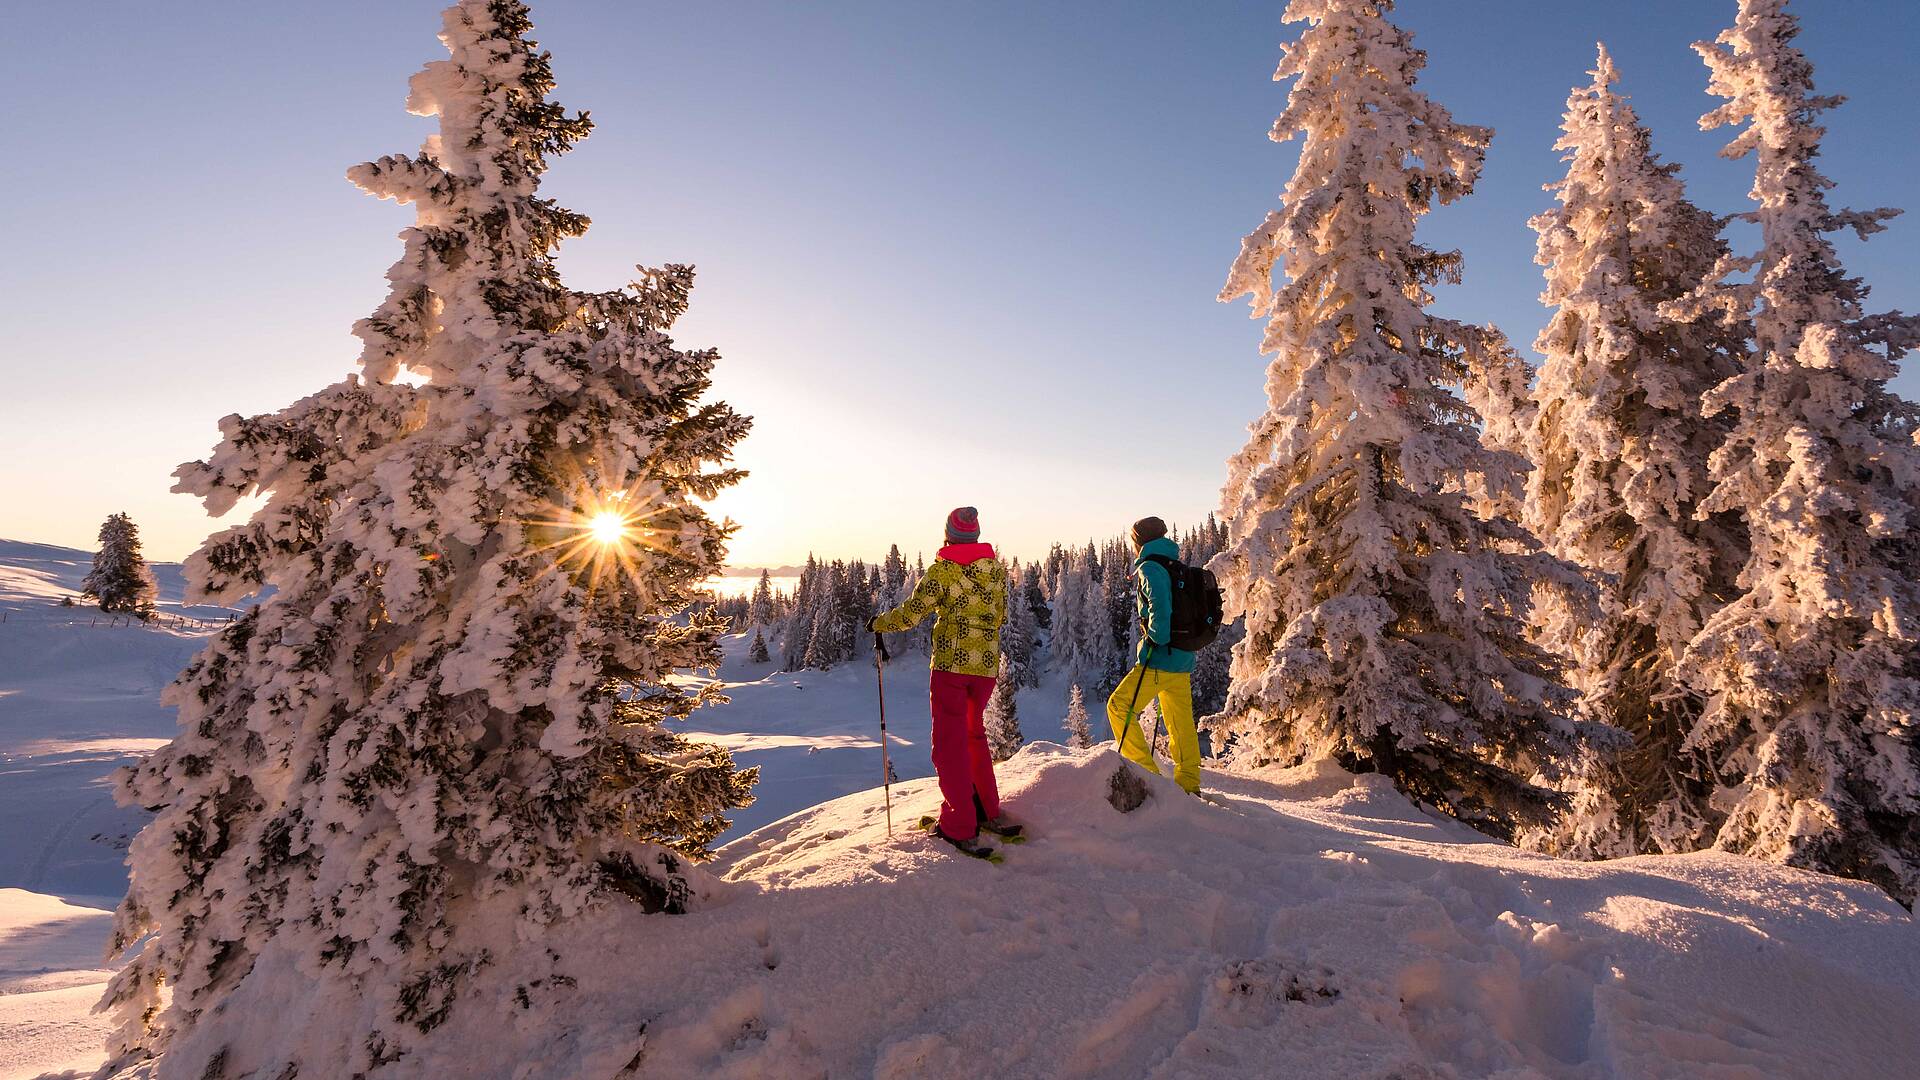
[{"xmin": 129, "ymin": 745, "xmax": 1919, "ymax": 1079}]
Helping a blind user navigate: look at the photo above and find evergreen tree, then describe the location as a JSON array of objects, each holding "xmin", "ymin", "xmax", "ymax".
[
  {"xmin": 882, "ymin": 543, "xmax": 907, "ymax": 595},
  {"xmin": 82, "ymin": 512, "xmax": 157, "ymax": 616},
  {"xmin": 1064, "ymin": 684, "xmax": 1093, "ymax": 750},
  {"xmin": 1022, "ymin": 560, "xmax": 1050, "ymax": 630},
  {"xmin": 748, "ymin": 628, "xmax": 771, "ymax": 664},
  {"xmin": 1518, "ymin": 47, "xmax": 1750, "ymax": 859},
  {"xmin": 1208, "ymin": 0, "xmax": 1599, "ymax": 840},
  {"xmin": 1041, "ymin": 542, "xmax": 1067, "ymax": 602},
  {"xmin": 748, "ymin": 568, "xmax": 775, "ymax": 628},
  {"xmin": 985, "ymin": 658, "xmax": 1024, "ymax": 762},
  {"xmin": 1050, "ymin": 551, "xmax": 1117, "ymax": 697},
  {"xmin": 1102, "ymin": 538, "xmax": 1135, "ymax": 658},
  {"xmin": 103, "ymin": 3, "xmax": 757, "ymax": 1065},
  {"xmin": 1000, "ymin": 560, "xmax": 1040, "ymax": 689},
  {"xmin": 803, "ymin": 602, "xmax": 835, "ymax": 671},
  {"xmin": 1660, "ymin": 0, "xmax": 1920, "ymax": 903},
  {"xmin": 782, "ymin": 555, "xmax": 823, "ymax": 669}
]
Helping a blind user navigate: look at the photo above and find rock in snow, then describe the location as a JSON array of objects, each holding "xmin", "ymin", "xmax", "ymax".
[{"xmin": 101, "ymin": 747, "xmax": 1920, "ymax": 1079}]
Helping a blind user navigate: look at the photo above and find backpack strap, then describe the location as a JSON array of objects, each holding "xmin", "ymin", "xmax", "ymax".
[{"xmin": 1139, "ymin": 553, "xmax": 1182, "ymax": 577}]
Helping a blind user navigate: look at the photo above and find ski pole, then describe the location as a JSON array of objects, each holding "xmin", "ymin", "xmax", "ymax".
[
  {"xmin": 1113, "ymin": 658, "xmax": 1148, "ymax": 764},
  {"xmin": 873, "ymin": 630, "xmax": 894, "ymax": 836}
]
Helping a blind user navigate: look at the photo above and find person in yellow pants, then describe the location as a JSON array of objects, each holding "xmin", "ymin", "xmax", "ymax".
[{"xmin": 1106, "ymin": 517, "xmax": 1201, "ymax": 794}]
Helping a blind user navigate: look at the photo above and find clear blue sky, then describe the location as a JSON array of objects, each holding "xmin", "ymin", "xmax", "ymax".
[{"xmin": 3, "ymin": 1, "xmax": 1914, "ymax": 567}]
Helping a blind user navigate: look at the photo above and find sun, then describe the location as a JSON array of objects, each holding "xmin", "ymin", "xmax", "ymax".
[{"xmin": 588, "ymin": 509, "xmax": 629, "ymax": 546}]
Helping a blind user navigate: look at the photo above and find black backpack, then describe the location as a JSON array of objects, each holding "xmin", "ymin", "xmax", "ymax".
[{"xmin": 1140, "ymin": 554, "xmax": 1225, "ymax": 652}]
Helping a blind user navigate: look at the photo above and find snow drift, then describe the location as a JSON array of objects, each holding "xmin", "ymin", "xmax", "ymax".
[{"xmin": 113, "ymin": 745, "xmax": 1919, "ymax": 1080}]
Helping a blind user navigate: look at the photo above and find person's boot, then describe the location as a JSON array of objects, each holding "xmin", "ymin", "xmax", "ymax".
[
  {"xmin": 978, "ymin": 815, "xmax": 1025, "ymax": 841},
  {"xmin": 932, "ymin": 826, "xmax": 1002, "ymax": 863}
]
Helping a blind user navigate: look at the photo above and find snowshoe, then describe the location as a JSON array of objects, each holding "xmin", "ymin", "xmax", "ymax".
[
  {"xmin": 978, "ymin": 816, "xmax": 1027, "ymax": 843},
  {"xmin": 918, "ymin": 816, "xmax": 1003, "ymax": 863}
]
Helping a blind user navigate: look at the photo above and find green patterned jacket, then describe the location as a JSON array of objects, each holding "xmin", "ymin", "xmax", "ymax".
[{"xmin": 872, "ymin": 544, "xmax": 1006, "ymax": 677}]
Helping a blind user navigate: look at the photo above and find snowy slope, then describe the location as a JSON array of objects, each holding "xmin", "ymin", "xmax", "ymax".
[
  {"xmin": 0, "ymin": 540, "xmax": 223, "ymax": 901},
  {"xmin": 0, "ymin": 891, "xmax": 116, "ymax": 1080},
  {"xmin": 6, "ymin": 556, "xmax": 1917, "ymax": 1080},
  {"xmin": 0, "ymin": 541, "xmax": 232, "ymax": 1080},
  {"xmin": 119, "ymin": 748, "xmax": 1920, "ymax": 1080}
]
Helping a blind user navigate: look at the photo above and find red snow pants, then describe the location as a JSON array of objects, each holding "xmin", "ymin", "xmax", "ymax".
[{"xmin": 928, "ymin": 669, "xmax": 1001, "ymax": 839}]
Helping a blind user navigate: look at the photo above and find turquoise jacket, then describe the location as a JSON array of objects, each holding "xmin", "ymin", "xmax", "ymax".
[{"xmin": 1133, "ymin": 537, "xmax": 1196, "ymax": 674}]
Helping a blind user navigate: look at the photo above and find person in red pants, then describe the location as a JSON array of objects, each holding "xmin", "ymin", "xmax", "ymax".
[{"xmin": 869, "ymin": 506, "xmax": 1017, "ymax": 858}]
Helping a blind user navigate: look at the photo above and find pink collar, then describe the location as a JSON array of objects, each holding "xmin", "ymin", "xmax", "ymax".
[{"xmin": 937, "ymin": 542, "xmax": 996, "ymax": 566}]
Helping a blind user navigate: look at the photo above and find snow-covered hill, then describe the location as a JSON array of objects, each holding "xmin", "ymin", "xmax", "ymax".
[
  {"xmin": 4, "ymin": 539, "xmax": 1917, "ymax": 1080},
  {"xmin": 111, "ymin": 747, "xmax": 1920, "ymax": 1079},
  {"xmin": 0, "ymin": 540, "xmax": 235, "ymax": 1080}
]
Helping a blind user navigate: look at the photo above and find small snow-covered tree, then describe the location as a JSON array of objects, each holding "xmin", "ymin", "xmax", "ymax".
[
  {"xmin": 1207, "ymin": 0, "xmax": 1600, "ymax": 839},
  {"xmin": 1063, "ymin": 684, "xmax": 1093, "ymax": 750},
  {"xmin": 1521, "ymin": 47, "xmax": 1750, "ymax": 859},
  {"xmin": 1660, "ymin": 0, "xmax": 1920, "ymax": 903},
  {"xmin": 83, "ymin": 512, "xmax": 157, "ymax": 616},
  {"xmin": 103, "ymin": 2, "xmax": 757, "ymax": 1067},
  {"xmin": 985, "ymin": 657, "xmax": 1024, "ymax": 762},
  {"xmin": 748, "ymin": 628, "xmax": 771, "ymax": 665}
]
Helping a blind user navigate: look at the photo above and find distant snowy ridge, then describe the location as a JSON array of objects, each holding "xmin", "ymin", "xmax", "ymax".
[{"xmin": 112, "ymin": 747, "xmax": 1920, "ymax": 1079}]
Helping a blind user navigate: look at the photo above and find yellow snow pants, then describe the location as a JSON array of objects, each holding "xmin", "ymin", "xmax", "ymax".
[{"xmin": 1106, "ymin": 664, "xmax": 1199, "ymax": 794}]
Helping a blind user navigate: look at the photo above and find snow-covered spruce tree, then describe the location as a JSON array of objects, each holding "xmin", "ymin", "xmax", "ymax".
[
  {"xmin": 1021, "ymin": 560, "xmax": 1050, "ymax": 630},
  {"xmin": 83, "ymin": 512, "xmax": 158, "ymax": 616},
  {"xmin": 1000, "ymin": 561, "xmax": 1040, "ymax": 689},
  {"xmin": 1050, "ymin": 551, "xmax": 1117, "ymax": 698},
  {"xmin": 1459, "ymin": 332, "xmax": 1539, "ymax": 524},
  {"xmin": 1064, "ymin": 684, "xmax": 1093, "ymax": 750},
  {"xmin": 1659, "ymin": 0, "xmax": 1920, "ymax": 903},
  {"xmin": 782, "ymin": 555, "xmax": 823, "ymax": 669},
  {"xmin": 985, "ymin": 657, "xmax": 1024, "ymax": 762},
  {"xmin": 103, "ymin": 2, "xmax": 757, "ymax": 1067},
  {"xmin": 882, "ymin": 543, "xmax": 907, "ymax": 596},
  {"xmin": 1208, "ymin": 0, "xmax": 1602, "ymax": 839},
  {"xmin": 1519, "ymin": 47, "xmax": 1751, "ymax": 859},
  {"xmin": 748, "ymin": 568, "xmax": 775, "ymax": 628},
  {"xmin": 748, "ymin": 628, "xmax": 771, "ymax": 664}
]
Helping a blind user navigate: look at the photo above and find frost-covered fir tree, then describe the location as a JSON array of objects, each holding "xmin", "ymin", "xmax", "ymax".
[
  {"xmin": 882, "ymin": 543, "xmax": 907, "ymax": 595},
  {"xmin": 749, "ymin": 628, "xmax": 771, "ymax": 665},
  {"xmin": 1000, "ymin": 560, "xmax": 1041, "ymax": 689},
  {"xmin": 1021, "ymin": 560, "xmax": 1050, "ymax": 630},
  {"xmin": 1518, "ymin": 47, "xmax": 1750, "ymax": 859},
  {"xmin": 1208, "ymin": 0, "xmax": 1599, "ymax": 839},
  {"xmin": 782, "ymin": 555, "xmax": 824, "ymax": 669},
  {"xmin": 103, "ymin": 2, "xmax": 757, "ymax": 1067},
  {"xmin": 82, "ymin": 512, "xmax": 157, "ymax": 616},
  {"xmin": 985, "ymin": 659, "xmax": 1024, "ymax": 762},
  {"xmin": 748, "ymin": 568, "xmax": 775, "ymax": 628},
  {"xmin": 1050, "ymin": 551, "xmax": 1117, "ymax": 698},
  {"xmin": 1659, "ymin": 0, "xmax": 1920, "ymax": 903},
  {"xmin": 1063, "ymin": 684, "xmax": 1093, "ymax": 750}
]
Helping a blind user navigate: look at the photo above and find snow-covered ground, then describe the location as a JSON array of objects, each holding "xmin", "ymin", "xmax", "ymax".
[
  {"xmin": 3, "ymin": 539, "xmax": 1917, "ymax": 1079},
  {"xmin": 114, "ymin": 749, "xmax": 1920, "ymax": 1079},
  {"xmin": 0, "ymin": 540, "xmax": 235, "ymax": 1080}
]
